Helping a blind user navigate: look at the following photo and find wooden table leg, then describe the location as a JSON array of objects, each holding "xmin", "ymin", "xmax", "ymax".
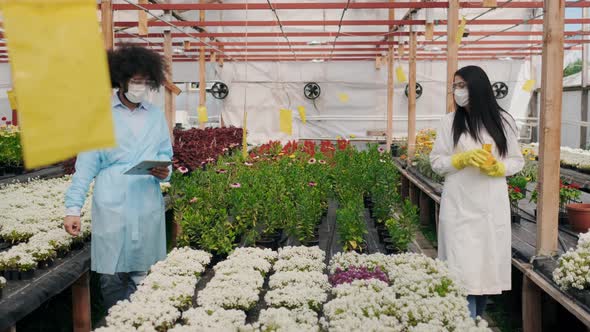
[
  {"xmin": 419, "ymin": 191, "xmax": 432, "ymax": 227},
  {"xmin": 523, "ymin": 275, "xmax": 542, "ymax": 332},
  {"xmin": 434, "ymin": 203, "xmax": 440, "ymax": 236},
  {"xmin": 409, "ymin": 183, "xmax": 420, "ymax": 206},
  {"xmin": 401, "ymin": 176, "xmax": 410, "ymax": 199},
  {"xmin": 72, "ymin": 271, "xmax": 91, "ymax": 332}
]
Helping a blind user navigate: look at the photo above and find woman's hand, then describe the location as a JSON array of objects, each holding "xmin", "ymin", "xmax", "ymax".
[
  {"xmin": 150, "ymin": 166, "xmax": 170, "ymax": 180},
  {"xmin": 64, "ymin": 215, "xmax": 81, "ymax": 236}
]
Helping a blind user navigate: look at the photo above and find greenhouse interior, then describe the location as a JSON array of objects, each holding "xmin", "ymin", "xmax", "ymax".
[{"xmin": 1, "ymin": 1, "xmax": 590, "ymax": 332}]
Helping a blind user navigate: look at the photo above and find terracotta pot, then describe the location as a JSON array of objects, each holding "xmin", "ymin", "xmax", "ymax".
[{"xmin": 566, "ymin": 203, "xmax": 590, "ymax": 233}]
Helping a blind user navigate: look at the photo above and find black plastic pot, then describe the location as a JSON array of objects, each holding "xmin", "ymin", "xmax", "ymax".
[
  {"xmin": 351, "ymin": 242, "xmax": 368, "ymax": 253},
  {"xmin": 255, "ymin": 238, "xmax": 278, "ymax": 251},
  {"xmin": 385, "ymin": 244, "xmax": 399, "ymax": 255},
  {"xmin": 570, "ymin": 289, "xmax": 590, "ymax": 308},
  {"xmin": 382, "ymin": 237, "xmax": 394, "ymax": 247},
  {"xmin": 301, "ymin": 238, "xmax": 320, "ymax": 247},
  {"xmin": 20, "ymin": 269, "xmax": 35, "ymax": 280},
  {"xmin": 85, "ymin": 234, "xmax": 92, "ymax": 243},
  {"xmin": 71, "ymin": 241, "xmax": 84, "ymax": 251},
  {"xmin": 5, "ymin": 270, "xmax": 19, "ymax": 281},
  {"xmin": 38, "ymin": 259, "xmax": 54, "ymax": 269},
  {"xmin": 0, "ymin": 167, "xmax": 5, "ymax": 176},
  {"xmin": 209, "ymin": 252, "xmax": 228, "ymax": 266},
  {"xmin": 511, "ymin": 214, "xmax": 521, "ymax": 224},
  {"xmin": 378, "ymin": 230, "xmax": 389, "ymax": 242},
  {"xmin": 391, "ymin": 145, "xmax": 400, "ymax": 157}
]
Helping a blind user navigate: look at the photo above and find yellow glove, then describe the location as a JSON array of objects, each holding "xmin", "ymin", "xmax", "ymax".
[
  {"xmin": 451, "ymin": 149, "xmax": 490, "ymax": 170},
  {"xmin": 480, "ymin": 160, "xmax": 506, "ymax": 177}
]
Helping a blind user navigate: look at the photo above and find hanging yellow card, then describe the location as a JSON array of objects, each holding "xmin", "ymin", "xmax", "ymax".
[
  {"xmin": 2, "ymin": 0, "xmax": 114, "ymax": 168},
  {"xmin": 6, "ymin": 90, "xmax": 17, "ymax": 110},
  {"xmin": 522, "ymin": 79, "xmax": 536, "ymax": 92},
  {"xmin": 279, "ymin": 109, "xmax": 292, "ymax": 135},
  {"xmin": 396, "ymin": 66, "xmax": 407, "ymax": 83},
  {"xmin": 456, "ymin": 16, "xmax": 467, "ymax": 45},
  {"xmin": 339, "ymin": 93, "xmax": 349, "ymax": 103},
  {"xmin": 198, "ymin": 106, "xmax": 208, "ymax": 123},
  {"xmin": 297, "ymin": 106, "xmax": 306, "ymax": 124}
]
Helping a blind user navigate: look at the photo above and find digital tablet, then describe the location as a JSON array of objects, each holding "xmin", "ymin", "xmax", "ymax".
[{"xmin": 124, "ymin": 160, "xmax": 172, "ymax": 175}]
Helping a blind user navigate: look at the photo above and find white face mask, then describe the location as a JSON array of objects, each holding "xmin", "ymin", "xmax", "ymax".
[
  {"xmin": 124, "ymin": 83, "xmax": 148, "ymax": 104},
  {"xmin": 454, "ymin": 88, "xmax": 469, "ymax": 107}
]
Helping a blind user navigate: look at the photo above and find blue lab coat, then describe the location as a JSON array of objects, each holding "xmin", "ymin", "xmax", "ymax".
[{"xmin": 65, "ymin": 94, "xmax": 173, "ymax": 274}]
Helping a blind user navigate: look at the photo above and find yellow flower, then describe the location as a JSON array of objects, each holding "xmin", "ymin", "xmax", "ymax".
[
  {"xmin": 350, "ymin": 134, "xmax": 356, "ymax": 138},
  {"xmin": 529, "ymin": 157, "xmax": 535, "ymax": 161},
  {"xmin": 289, "ymin": 154, "xmax": 296, "ymax": 159},
  {"xmin": 336, "ymin": 136, "xmax": 342, "ymax": 140}
]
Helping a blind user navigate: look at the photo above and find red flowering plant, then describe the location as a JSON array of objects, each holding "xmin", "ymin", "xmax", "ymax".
[
  {"xmin": 320, "ymin": 140, "xmax": 335, "ymax": 158},
  {"xmin": 337, "ymin": 138, "xmax": 350, "ymax": 151},
  {"xmin": 530, "ymin": 180, "xmax": 582, "ymax": 211},
  {"xmin": 301, "ymin": 141, "xmax": 316, "ymax": 158},
  {"xmin": 508, "ymin": 185, "xmax": 525, "ymax": 209},
  {"xmin": 172, "ymin": 127, "xmax": 243, "ymax": 171},
  {"xmin": 281, "ymin": 140, "xmax": 299, "ymax": 156}
]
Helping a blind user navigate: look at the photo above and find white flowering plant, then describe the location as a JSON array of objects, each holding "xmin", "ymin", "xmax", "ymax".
[
  {"xmin": 0, "ymin": 276, "xmax": 6, "ymax": 288},
  {"xmin": 101, "ymin": 248, "xmax": 210, "ymax": 330},
  {"xmin": 180, "ymin": 307, "xmax": 247, "ymax": 330},
  {"xmin": 554, "ymin": 231, "xmax": 590, "ymax": 290}
]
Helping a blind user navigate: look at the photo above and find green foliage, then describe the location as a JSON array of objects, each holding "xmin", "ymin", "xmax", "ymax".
[
  {"xmin": 564, "ymin": 58, "xmax": 583, "ymax": 77},
  {"xmin": 0, "ymin": 126, "xmax": 23, "ymax": 167},
  {"xmin": 412, "ymin": 153, "xmax": 444, "ymax": 184},
  {"xmin": 385, "ymin": 199, "xmax": 419, "ymax": 252},
  {"xmin": 336, "ymin": 197, "xmax": 367, "ymax": 252}
]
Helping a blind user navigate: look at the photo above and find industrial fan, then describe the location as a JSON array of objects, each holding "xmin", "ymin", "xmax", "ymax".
[
  {"xmin": 404, "ymin": 83, "xmax": 423, "ymax": 99},
  {"xmin": 304, "ymin": 82, "xmax": 321, "ymax": 100},
  {"xmin": 210, "ymin": 82, "xmax": 229, "ymax": 99},
  {"xmin": 492, "ymin": 82, "xmax": 509, "ymax": 99}
]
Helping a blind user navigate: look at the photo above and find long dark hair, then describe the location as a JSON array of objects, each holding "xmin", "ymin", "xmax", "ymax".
[{"xmin": 452, "ymin": 65, "xmax": 514, "ymax": 157}]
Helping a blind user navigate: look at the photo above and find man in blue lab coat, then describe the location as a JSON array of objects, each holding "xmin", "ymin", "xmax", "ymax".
[{"xmin": 64, "ymin": 45, "xmax": 173, "ymax": 308}]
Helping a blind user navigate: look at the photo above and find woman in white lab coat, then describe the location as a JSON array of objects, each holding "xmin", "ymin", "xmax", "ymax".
[{"xmin": 430, "ymin": 65, "xmax": 524, "ymax": 318}]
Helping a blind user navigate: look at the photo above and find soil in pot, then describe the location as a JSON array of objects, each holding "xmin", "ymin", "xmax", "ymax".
[{"xmin": 566, "ymin": 203, "xmax": 590, "ymax": 233}]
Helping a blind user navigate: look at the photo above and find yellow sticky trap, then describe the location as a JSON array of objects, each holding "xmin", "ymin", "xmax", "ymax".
[
  {"xmin": 198, "ymin": 106, "xmax": 208, "ymax": 123},
  {"xmin": 522, "ymin": 79, "xmax": 536, "ymax": 92},
  {"xmin": 338, "ymin": 93, "xmax": 349, "ymax": 103},
  {"xmin": 396, "ymin": 66, "xmax": 407, "ymax": 83},
  {"xmin": 3, "ymin": 0, "xmax": 114, "ymax": 169},
  {"xmin": 297, "ymin": 106, "xmax": 306, "ymax": 124},
  {"xmin": 279, "ymin": 109, "xmax": 292, "ymax": 135},
  {"xmin": 6, "ymin": 90, "xmax": 17, "ymax": 110},
  {"xmin": 456, "ymin": 16, "xmax": 467, "ymax": 45}
]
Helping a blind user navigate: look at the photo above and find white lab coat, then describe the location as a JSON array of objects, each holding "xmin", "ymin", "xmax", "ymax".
[{"xmin": 430, "ymin": 112, "xmax": 524, "ymax": 295}]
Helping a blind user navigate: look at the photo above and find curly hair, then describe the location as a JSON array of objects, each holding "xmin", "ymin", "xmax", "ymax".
[{"xmin": 108, "ymin": 45, "xmax": 167, "ymax": 90}]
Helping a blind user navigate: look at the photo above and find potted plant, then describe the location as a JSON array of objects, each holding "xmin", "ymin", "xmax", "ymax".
[
  {"xmin": 508, "ymin": 185, "xmax": 525, "ymax": 223},
  {"xmin": 508, "ymin": 175, "xmax": 529, "ymax": 197},
  {"xmin": 385, "ymin": 199, "xmax": 419, "ymax": 254},
  {"xmin": 566, "ymin": 203, "xmax": 590, "ymax": 233},
  {"xmin": 531, "ymin": 180, "xmax": 582, "ymax": 225}
]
